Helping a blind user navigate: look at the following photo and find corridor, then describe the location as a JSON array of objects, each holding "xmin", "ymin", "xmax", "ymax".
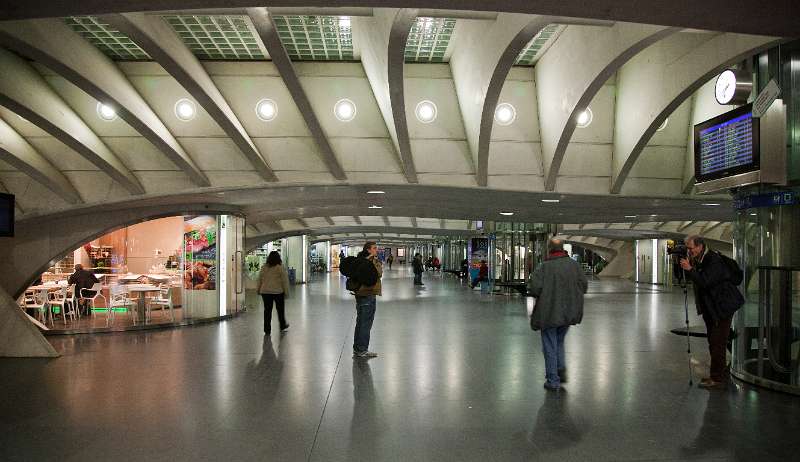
[{"xmin": 1, "ymin": 268, "xmax": 798, "ymax": 461}]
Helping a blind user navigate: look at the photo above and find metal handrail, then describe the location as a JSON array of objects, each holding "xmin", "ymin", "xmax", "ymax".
[{"xmin": 758, "ymin": 265, "xmax": 797, "ymax": 374}]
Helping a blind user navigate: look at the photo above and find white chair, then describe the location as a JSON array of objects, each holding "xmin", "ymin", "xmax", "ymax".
[
  {"xmin": 81, "ymin": 283, "xmax": 106, "ymax": 317},
  {"xmin": 49, "ymin": 286, "xmax": 78, "ymax": 326},
  {"xmin": 25, "ymin": 289, "xmax": 50, "ymax": 325},
  {"xmin": 108, "ymin": 285, "xmax": 136, "ymax": 326},
  {"xmin": 148, "ymin": 286, "xmax": 174, "ymax": 322}
]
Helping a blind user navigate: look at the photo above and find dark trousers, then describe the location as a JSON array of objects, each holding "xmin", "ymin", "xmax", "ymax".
[
  {"xmin": 414, "ymin": 272, "xmax": 422, "ymax": 284},
  {"xmin": 353, "ymin": 295, "xmax": 377, "ymax": 353},
  {"xmin": 262, "ymin": 293, "xmax": 287, "ymax": 333},
  {"xmin": 703, "ymin": 313, "xmax": 732, "ymax": 381}
]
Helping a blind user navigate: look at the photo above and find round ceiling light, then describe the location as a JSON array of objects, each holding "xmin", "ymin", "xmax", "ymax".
[
  {"xmin": 499, "ymin": 212, "xmax": 514, "ymax": 216},
  {"xmin": 575, "ymin": 107, "xmax": 593, "ymax": 128},
  {"xmin": 656, "ymin": 118, "xmax": 669, "ymax": 132},
  {"xmin": 174, "ymin": 98, "xmax": 196, "ymax": 121},
  {"xmin": 334, "ymin": 98, "xmax": 356, "ymax": 122},
  {"xmin": 415, "ymin": 100, "xmax": 437, "ymax": 124},
  {"xmin": 255, "ymin": 99, "xmax": 277, "ymax": 122},
  {"xmin": 96, "ymin": 102, "xmax": 117, "ymax": 121},
  {"xmin": 367, "ymin": 190, "xmax": 385, "ymax": 194},
  {"xmin": 494, "ymin": 103, "xmax": 516, "ymax": 126}
]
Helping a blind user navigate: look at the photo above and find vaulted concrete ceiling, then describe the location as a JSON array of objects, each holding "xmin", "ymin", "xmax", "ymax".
[{"xmin": 0, "ymin": 6, "xmax": 779, "ymax": 231}]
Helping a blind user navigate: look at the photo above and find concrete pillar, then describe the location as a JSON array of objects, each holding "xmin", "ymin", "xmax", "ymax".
[{"xmin": 0, "ymin": 287, "xmax": 58, "ymax": 357}]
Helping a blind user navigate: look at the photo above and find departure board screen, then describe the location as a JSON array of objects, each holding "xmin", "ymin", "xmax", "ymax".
[{"xmin": 694, "ymin": 104, "xmax": 759, "ymax": 183}]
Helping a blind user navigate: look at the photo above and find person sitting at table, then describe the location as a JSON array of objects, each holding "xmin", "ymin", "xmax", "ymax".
[{"xmin": 68, "ymin": 264, "xmax": 99, "ymax": 316}]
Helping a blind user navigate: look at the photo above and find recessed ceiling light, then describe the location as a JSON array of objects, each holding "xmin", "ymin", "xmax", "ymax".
[
  {"xmin": 334, "ymin": 98, "xmax": 356, "ymax": 122},
  {"xmin": 174, "ymin": 98, "xmax": 196, "ymax": 121},
  {"xmin": 541, "ymin": 199, "xmax": 560, "ymax": 203},
  {"xmin": 625, "ymin": 215, "xmax": 637, "ymax": 218},
  {"xmin": 499, "ymin": 212, "xmax": 514, "ymax": 216},
  {"xmin": 367, "ymin": 190, "xmax": 385, "ymax": 194},
  {"xmin": 256, "ymin": 98, "xmax": 277, "ymax": 122},
  {"xmin": 415, "ymin": 100, "xmax": 437, "ymax": 123},
  {"xmin": 368, "ymin": 205, "xmax": 382, "ymax": 209},
  {"xmin": 338, "ymin": 16, "xmax": 351, "ymax": 28},
  {"xmin": 750, "ymin": 213, "xmax": 757, "ymax": 216},
  {"xmin": 96, "ymin": 102, "xmax": 117, "ymax": 121},
  {"xmin": 576, "ymin": 107, "xmax": 593, "ymax": 128},
  {"xmin": 494, "ymin": 103, "xmax": 516, "ymax": 126},
  {"xmin": 656, "ymin": 118, "xmax": 669, "ymax": 131},
  {"xmin": 702, "ymin": 203, "xmax": 721, "ymax": 206}
]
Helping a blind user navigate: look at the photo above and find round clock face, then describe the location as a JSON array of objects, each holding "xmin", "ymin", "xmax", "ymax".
[{"xmin": 715, "ymin": 70, "xmax": 738, "ymax": 104}]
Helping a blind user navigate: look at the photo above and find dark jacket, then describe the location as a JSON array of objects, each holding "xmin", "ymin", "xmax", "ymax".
[
  {"xmin": 528, "ymin": 255, "xmax": 588, "ymax": 331},
  {"xmin": 412, "ymin": 258, "xmax": 423, "ymax": 275},
  {"xmin": 684, "ymin": 250, "xmax": 744, "ymax": 323},
  {"xmin": 68, "ymin": 269, "xmax": 99, "ymax": 294},
  {"xmin": 355, "ymin": 254, "xmax": 383, "ymax": 297}
]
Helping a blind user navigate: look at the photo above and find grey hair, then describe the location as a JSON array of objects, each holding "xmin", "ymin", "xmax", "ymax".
[
  {"xmin": 685, "ymin": 235, "xmax": 706, "ymax": 248},
  {"xmin": 549, "ymin": 238, "xmax": 564, "ymax": 252}
]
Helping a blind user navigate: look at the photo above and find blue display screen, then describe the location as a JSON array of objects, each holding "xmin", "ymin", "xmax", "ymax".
[
  {"xmin": 0, "ymin": 193, "xmax": 13, "ymax": 237},
  {"xmin": 697, "ymin": 112, "xmax": 754, "ymax": 176}
]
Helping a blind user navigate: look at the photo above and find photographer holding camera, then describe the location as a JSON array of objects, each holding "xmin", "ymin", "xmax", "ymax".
[{"xmin": 679, "ymin": 235, "xmax": 744, "ymax": 389}]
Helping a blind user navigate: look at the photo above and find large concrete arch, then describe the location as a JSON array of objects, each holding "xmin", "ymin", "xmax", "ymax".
[
  {"xmin": 450, "ymin": 13, "xmax": 550, "ymax": 186},
  {"xmin": 105, "ymin": 13, "xmax": 279, "ymax": 182},
  {"xmin": 0, "ymin": 202, "xmax": 240, "ymax": 299},
  {"xmin": 0, "ymin": 18, "xmax": 212, "ymax": 188},
  {"xmin": 352, "ymin": 9, "xmax": 417, "ymax": 182},
  {"xmin": 387, "ymin": 9, "xmax": 420, "ymax": 183},
  {"xmin": 0, "ymin": 117, "xmax": 82, "ymax": 204},
  {"xmin": 0, "ymin": 48, "xmax": 145, "ymax": 195},
  {"xmin": 248, "ymin": 8, "xmax": 347, "ymax": 181},
  {"xmin": 610, "ymin": 33, "xmax": 778, "ymax": 194},
  {"xmin": 538, "ymin": 23, "xmax": 678, "ymax": 191}
]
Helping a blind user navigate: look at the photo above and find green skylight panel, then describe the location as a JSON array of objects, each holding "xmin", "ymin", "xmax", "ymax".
[
  {"xmin": 64, "ymin": 16, "xmax": 150, "ymax": 61},
  {"xmin": 515, "ymin": 24, "xmax": 564, "ymax": 66},
  {"xmin": 163, "ymin": 15, "xmax": 267, "ymax": 60},
  {"xmin": 272, "ymin": 15, "xmax": 355, "ymax": 61},
  {"xmin": 405, "ymin": 17, "xmax": 456, "ymax": 63}
]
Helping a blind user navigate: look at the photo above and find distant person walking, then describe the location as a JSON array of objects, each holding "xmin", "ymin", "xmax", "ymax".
[
  {"xmin": 353, "ymin": 242, "xmax": 383, "ymax": 358},
  {"xmin": 470, "ymin": 260, "xmax": 489, "ymax": 289},
  {"xmin": 412, "ymin": 253, "xmax": 424, "ymax": 286},
  {"xmin": 387, "ymin": 254, "xmax": 394, "ymax": 270},
  {"xmin": 259, "ymin": 251, "xmax": 290, "ymax": 336},
  {"xmin": 528, "ymin": 239, "xmax": 588, "ymax": 390}
]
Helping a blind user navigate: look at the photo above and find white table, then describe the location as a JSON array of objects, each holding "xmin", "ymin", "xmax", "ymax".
[{"xmin": 125, "ymin": 284, "xmax": 161, "ymax": 323}]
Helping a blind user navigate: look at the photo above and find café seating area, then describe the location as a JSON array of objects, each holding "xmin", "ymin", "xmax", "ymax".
[{"xmin": 18, "ymin": 273, "xmax": 181, "ymax": 331}]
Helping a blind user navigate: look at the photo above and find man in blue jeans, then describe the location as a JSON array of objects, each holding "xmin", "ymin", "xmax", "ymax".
[
  {"xmin": 353, "ymin": 242, "xmax": 383, "ymax": 358},
  {"xmin": 528, "ymin": 239, "xmax": 588, "ymax": 390}
]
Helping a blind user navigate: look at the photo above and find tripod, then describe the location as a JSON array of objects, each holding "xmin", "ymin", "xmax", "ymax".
[{"xmin": 680, "ymin": 269, "xmax": 693, "ymax": 386}]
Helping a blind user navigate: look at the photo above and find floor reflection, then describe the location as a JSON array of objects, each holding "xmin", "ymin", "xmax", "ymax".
[
  {"xmin": 528, "ymin": 390, "xmax": 584, "ymax": 456},
  {"xmin": 349, "ymin": 360, "xmax": 382, "ymax": 459}
]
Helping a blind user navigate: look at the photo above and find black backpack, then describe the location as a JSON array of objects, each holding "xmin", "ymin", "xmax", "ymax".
[
  {"xmin": 716, "ymin": 251, "xmax": 744, "ymax": 286},
  {"xmin": 340, "ymin": 256, "xmax": 378, "ymax": 293}
]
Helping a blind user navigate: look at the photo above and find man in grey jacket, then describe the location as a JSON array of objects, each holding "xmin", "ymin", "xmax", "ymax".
[{"xmin": 528, "ymin": 239, "xmax": 588, "ymax": 390}]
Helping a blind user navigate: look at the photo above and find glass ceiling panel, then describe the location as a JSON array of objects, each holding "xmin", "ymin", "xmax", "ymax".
[
  {"xmin": 515, "ymin": 24, "xmax": 564, "ymax": 66},
  {"xmin": 272, "ymin": 15, "xmax": 355, "ymax": 61},
  {"xmin": 405, "ymin": 17, "xmax": 456, "ymax": 63},
  {"xmin": 64, "ymin": 16, "xmax": 150, "ymax": 61},
  {"xmin": 163, "ymin": 15, "xmax": 267, "ymax": 60}
]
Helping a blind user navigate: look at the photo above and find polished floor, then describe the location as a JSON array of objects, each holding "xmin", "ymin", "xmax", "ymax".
[{"xmin": 2, "ymin": 267, "xmax": 799, "ymax": 461}]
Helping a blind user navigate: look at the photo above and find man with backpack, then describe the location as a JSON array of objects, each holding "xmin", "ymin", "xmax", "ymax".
[
  {"xmin": 340, "ymin": 242, "xmax": 383, "ymax": 358},
  {"xmin": 680, "ymin": 235, "xmax": 744, "ymax": 389}
]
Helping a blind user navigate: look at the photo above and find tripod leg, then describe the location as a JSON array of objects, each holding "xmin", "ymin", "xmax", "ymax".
[{"xmin": 684, "ymin": 286, "xmax": 693, "ymax": 386}]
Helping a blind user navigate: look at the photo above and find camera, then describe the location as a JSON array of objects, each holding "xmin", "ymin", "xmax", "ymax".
[{"xmin": 667, "ymin": 243, "xmax": 688, "ymax": 259}]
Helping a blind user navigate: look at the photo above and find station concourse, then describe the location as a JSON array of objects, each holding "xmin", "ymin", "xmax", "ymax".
[{"xmin": 0, "ymin": 1, "xmax": 799, "ymax": 461}]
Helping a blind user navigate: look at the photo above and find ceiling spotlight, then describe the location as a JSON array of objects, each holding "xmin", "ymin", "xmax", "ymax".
[
  {"xmin": 369, "ymin": 205, "xmax": 382, "ymax": 209},
  {"xmin": 415, "ymin": 100, "xmax": 437, "ymax": 123},
  {"xmin": 541, "ymin": 199, "xmax": 560, "ymax": 203},
  {"xmin": 625, "ymin": 215, "xmax": 637, "ymax": 218},
  {"xmin": 96, "ymin": 102, "xmax": 117, "ymax": 121},
  {"xmin": 575, "ymin": 107, "xmax": 593, "ymax": 128},
  {"xmin": 339, "ymin": 16, "xmax": 351, "ymax": 28},
  {"xmin": 334, "ymin": 98, "xmax": 356, "ymax": 122},
  {"xmin": 366, "ymin": 190, "xmax": 385, "ymax": 194},
  {"xmin": 256, "ymin": 99, "xmax": 277, "ymax": 122},
  {"xmin": 656, "ymin": 118, "xmax": 669, "ymax": 132},
  {"xmin": 494, "ymin": 103, "xmax": 516, "ymax": 126},
  {"xmin": 499, "ymin": 212, "xmax": 514, "ymax": 216},
  {"xmin": 175, "ymin": 98, "xmax": 196, "ymax": 121},
  {"xmin": 702, "ymin": 203, "xmax": 721, "ymax": 206}
]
